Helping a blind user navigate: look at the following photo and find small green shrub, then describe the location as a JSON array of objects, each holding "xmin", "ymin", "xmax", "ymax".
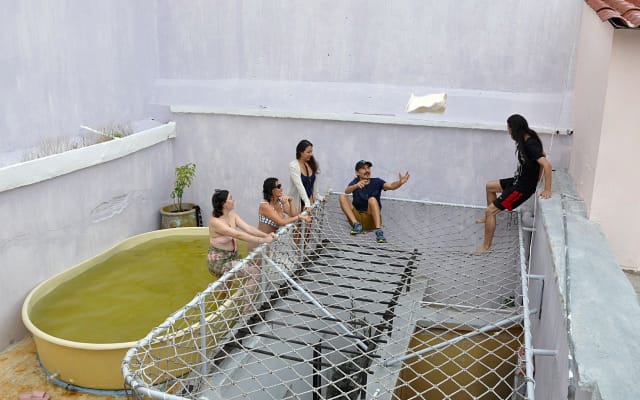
[{"xmin": 170, "ymin": 163, "xmax": 196, "ymax": 212}]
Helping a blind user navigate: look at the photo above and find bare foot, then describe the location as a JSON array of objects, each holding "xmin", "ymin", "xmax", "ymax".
[
  {"xmin": 472, "ymin": 245, "xmax": 491, "ymax": 254},
  {"xmin": 475, "ymin": 218, "xmax": 485, "ymax": 224}
]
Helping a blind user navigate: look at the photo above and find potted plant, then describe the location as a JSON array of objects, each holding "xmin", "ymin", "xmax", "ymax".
[{"xmin": 160, "ymin": 163, "xmax": 201, "ymax": 229}]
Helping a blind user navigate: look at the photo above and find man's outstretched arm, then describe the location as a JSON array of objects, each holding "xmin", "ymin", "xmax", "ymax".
[{"xmin": 383, "ymin": 172, "xmax": 410, "ymax": 190}]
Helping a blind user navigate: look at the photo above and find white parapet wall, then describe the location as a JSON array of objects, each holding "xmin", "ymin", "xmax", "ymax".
[{"xmin": 0, "ymin": 122, "xmax": 176, "ymax": 192}]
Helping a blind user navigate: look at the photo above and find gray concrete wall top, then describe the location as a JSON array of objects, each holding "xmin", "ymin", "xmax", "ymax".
[{"xmin": 539, "ymin": 171, "xmax": 640, "ymax": 399}]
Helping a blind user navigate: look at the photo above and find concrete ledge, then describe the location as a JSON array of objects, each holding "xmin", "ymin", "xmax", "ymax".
[
  {"xmin": 539, "ymin": 171, "xmax": 640, "ymax": 399},
  {"xmin": 152, "ymin": 79, "xmax": 572, "ymax": 134},
  {"xmin": 0, "ymin": 122, "xmax": 176, "ymax": 193}
]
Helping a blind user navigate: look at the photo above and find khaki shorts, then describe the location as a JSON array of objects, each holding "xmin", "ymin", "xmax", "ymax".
[{"xmin": 352, "ymin": 207, "xmax": 378, "ymax": 230}]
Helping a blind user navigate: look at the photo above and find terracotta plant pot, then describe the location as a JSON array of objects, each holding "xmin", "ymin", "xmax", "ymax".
[{"xmin": 160, "ymin": 202, "xmax": 198, "ymax": 229}]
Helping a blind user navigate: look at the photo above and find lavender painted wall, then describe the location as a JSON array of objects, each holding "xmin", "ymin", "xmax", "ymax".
[
  {"xmin": 529, "ymin": 210, "xmax": 570, "ymax": 400},
  {"xmin": 1, "ymin": 0, "xmax": 582, "ymax": 163},
  {"xmin": 171, "ymin": 113, "xmax": 571, "ymax": 224},
  {"xmin": 0, "ymin": 1, "xmax": 587, "ymax": 383},
  {"xmin": 1, "ymin": 2, "xmax": 638, "ymax": 398},
  {"xmin": 0, "ymin": 0, "xmax": 168, "ymax": 350},
  {"xmin": 0, "ymin": 140, "xmax": 175, "ymax": 350},
  {"xmin": 1, "ymin": 1, "xmax": 161, "ymax": 160},
  {"xmin": 157, "ymin": 0, "xmax": 580, "ymax": 93}
]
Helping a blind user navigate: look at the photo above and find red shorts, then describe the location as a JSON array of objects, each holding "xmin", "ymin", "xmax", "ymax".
[{"xmin": 493, "ymin": 178, "xmax": 535, "ymax": 211}]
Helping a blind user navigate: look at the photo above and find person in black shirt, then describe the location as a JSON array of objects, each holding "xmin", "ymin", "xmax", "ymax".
[{"xmin": 474, "ymin": 114, "xmax": 552, "ymax": 253}]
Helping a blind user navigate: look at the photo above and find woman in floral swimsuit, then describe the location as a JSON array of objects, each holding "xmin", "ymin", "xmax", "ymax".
[{"xmin": 208, "ymin": 189, "xmax": 275, "ymax": 313}]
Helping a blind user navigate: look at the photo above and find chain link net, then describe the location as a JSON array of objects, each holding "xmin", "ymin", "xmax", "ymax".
[{"xmin": 123, "ymin": 195, "xmax": 531, "ymax": 399}]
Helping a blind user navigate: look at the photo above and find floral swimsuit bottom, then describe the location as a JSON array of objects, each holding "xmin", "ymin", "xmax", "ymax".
[{"xmin": 207, "ymin": 246, "xmax": 238, "ymax": 276}]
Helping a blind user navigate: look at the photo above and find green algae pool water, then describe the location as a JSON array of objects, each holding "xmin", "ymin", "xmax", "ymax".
[{"xmin": 30, "ymin": 236, "xmax": 248, "ymax": 344}]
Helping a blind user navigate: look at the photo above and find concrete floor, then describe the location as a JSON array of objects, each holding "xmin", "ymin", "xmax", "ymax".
[{"xmin": 0, "ymin": 338, "xmax": 119, "ymax": 400}]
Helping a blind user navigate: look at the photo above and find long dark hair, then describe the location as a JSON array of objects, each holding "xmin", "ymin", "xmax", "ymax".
[
  {"xmin": 507, "ymin": 114, "xmax": 543, "ymax": 164},
  {"xmin": 262, "ymin": 177, "xmax": 279, "ymax": 202},
  {"xmin": 211, "ymin": 189, "xmax": 229, "ymax": 217},
  {"xmin": 296, "ymin": 139, "xmax": 319, "ymax": 174}
]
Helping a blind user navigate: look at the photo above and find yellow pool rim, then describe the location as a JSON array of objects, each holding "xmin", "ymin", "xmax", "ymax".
[{"xmin": 21, "ymin": 227, "xmax": 210, "ymax": 390}]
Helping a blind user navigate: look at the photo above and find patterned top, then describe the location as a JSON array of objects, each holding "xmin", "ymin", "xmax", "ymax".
[{"xmin": 258, "ymin": 199, "xmax": 285, "ymax": 228}]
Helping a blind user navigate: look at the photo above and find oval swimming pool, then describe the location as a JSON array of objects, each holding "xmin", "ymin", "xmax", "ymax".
[{"xmin": 21, "ymin": 227, "xmax": 247, "ymax": 391}]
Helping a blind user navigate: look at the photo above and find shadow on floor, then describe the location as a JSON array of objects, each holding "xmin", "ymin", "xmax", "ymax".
[{"xmin": 624, "ymin": 270, "xmax": 640, "ymax": 303}]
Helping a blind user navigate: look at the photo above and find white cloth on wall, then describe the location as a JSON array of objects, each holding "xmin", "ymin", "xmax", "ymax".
[{"xmin": 406, "ymin": 92, "xmax": 447, "ymax": 113}]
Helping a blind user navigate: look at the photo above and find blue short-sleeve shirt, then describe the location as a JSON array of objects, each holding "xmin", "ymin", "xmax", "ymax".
[{"xmin": 348, "ymin": 177, "xmax": 386, "ymax": 212}]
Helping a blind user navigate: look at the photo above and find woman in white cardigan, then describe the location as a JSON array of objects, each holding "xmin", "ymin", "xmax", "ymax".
[{"xmin": 289, "ymin": 139, "xmax": 323, "ymax": 211}]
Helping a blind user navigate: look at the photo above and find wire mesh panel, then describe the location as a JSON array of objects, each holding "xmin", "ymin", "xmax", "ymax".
[{"xmin": 123, "ymin": 195, "xmax": 532, "ymax": 400}]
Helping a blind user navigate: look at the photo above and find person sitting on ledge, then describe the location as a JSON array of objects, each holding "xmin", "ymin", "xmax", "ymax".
[{"xmin": 474, "ymin": 114, "xmax": 552, "ymax": 254}]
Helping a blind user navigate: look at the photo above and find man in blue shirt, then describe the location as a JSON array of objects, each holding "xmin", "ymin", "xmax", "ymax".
[{"xmin": 339, "ymin": 160, "xmax": 410, "ymax": 243}]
